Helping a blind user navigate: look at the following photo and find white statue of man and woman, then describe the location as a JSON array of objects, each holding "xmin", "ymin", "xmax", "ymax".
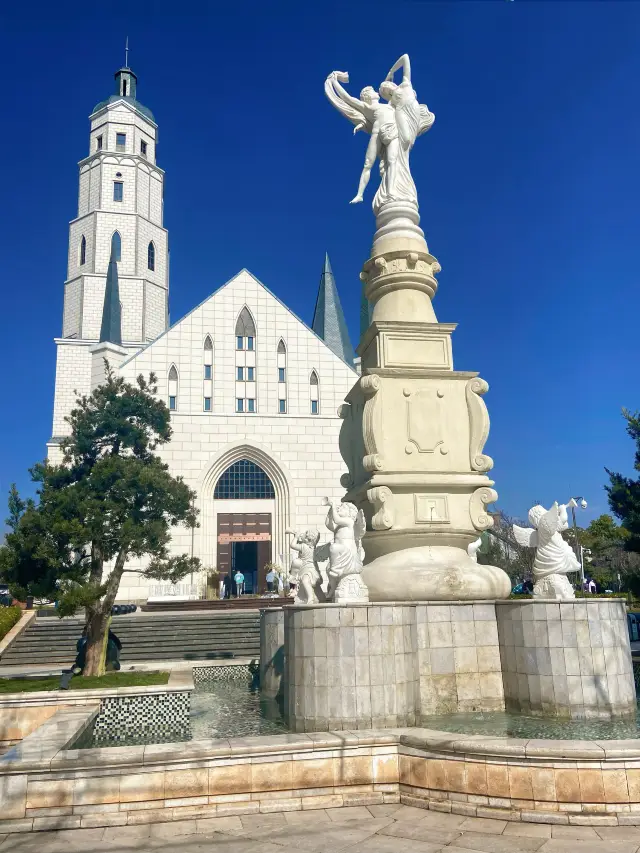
[
  {"xmin": 286, "ymin": 499, "xmax": 368, "ymax": 605},
  {"xmin": 325, "ymin": 54, "xmax": 435, "ymax": 213}
]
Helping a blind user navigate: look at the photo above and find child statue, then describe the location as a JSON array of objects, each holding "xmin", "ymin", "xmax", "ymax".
[
  {"xmin": 322, "ymin": 499, "xmax": 369, "ymax": 603},
  {"xmin": 512, "ymin": 502, "xmax": 580, "ymax": 599},
  {"xmin": 285, "ymin": 528, "xmax": 325, "ymax": 605}
]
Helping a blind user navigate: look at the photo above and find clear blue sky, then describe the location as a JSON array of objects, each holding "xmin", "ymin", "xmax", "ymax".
[{"xmin": 1, "ymin": 0, "xmax": 639, "ymax": 528}]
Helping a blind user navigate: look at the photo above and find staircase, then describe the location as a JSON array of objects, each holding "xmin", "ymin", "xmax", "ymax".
[{"xmin": 0, "ymin": 611, "xmax": 261, "ymax": 668}]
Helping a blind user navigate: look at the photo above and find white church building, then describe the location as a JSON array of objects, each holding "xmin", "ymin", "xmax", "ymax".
[{"xmin": 48, "ymin": 63, "xmax": 358, "ymax": 602}]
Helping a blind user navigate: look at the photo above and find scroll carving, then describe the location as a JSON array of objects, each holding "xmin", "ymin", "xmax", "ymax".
[
  {"xmin": 367, "ymin": 486, "xmax": 394, "ymax": 530},
  {"xmin": 363, "ymin": 453, "xmax": 384, "ymax": 472},
  {"xmin": 470, "ymin": 486, "xmax": 498, "ymax": 531},
  {"xmin": 465, "ymin": 377, "xmax": 494, "ymax": 473},
  {"xmin": 361, "ymin": 375, "xmax": 383, "ymax": 466}
]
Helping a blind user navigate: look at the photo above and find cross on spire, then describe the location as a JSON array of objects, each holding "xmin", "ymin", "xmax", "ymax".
[{"xmin": 125, "ymin": 36, "xmax": 129, "ymax": 68}]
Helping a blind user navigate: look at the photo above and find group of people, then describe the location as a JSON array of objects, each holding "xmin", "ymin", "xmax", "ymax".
[{"xmin": 217, "ymin": 569, "xmax": 285, "ymax": 599}]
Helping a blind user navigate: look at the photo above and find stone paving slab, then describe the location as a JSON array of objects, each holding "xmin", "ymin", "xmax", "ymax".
[{"xmin": 2, "ymin": 806, "xmax": 640, "ymax": 853}]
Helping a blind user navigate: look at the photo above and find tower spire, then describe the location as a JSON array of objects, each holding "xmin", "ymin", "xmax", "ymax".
[
  {"xmin": 311, "ymin": 253, "xmax": 354, "ymax": 365},
  {"xmin": 99, "ymin": 245, "xmax": 122, "ymax": 345},
  {"xmin": 124, "ymin": 36, "xmax": 129, "ymax": 69}
]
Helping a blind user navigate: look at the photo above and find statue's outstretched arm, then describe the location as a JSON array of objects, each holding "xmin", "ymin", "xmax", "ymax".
[
  {"xmin": 324, "ymin": 72, "xmax": 372, "ymax": 133},
  {"xmin": 387, "ymin": 54, "xmax": 411, "ymax": 84}
]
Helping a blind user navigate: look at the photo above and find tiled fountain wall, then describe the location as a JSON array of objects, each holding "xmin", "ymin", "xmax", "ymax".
[
  {"xmin": 496, "ymin": 599, "xmax": 635, "ymax": 719},
  {"xmin": 276, "ymin": 599, "xmax": 635, "ymax": 732}
]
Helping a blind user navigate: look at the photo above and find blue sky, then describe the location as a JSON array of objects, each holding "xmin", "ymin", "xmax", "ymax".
[{"xmin": 1, "ymin": 0, "xmax": 639, "ymax": 528}]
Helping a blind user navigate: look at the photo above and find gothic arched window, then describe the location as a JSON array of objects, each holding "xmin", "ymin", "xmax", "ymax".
[
  {"xmin": 277, "ymin": 339, "xmax": 287, "ymax": 412},
  {"xmin": 80, "ymin": 235, "xmax": 86, "ymax": 266},
  {"xmin": 214, "ymin": 459, "xmax": 275, "ymax": 500},
  {"xmin": 203, "ymin": 336, "xmax": 213, "ymax": 410},
  {"xmin": 310, "ymin": 370, "xmax": 319, "ymax": 415},
  {"xmin": 235, "ymin": 307, "xmax": 256, "ymax": 350},
  {"xmin": 168, "ymin": 365, "xmax": 178, "ymax": 411},
  {"xmin": 147, "ymin": 241, "xmax": 155, "ymax": 271},
  {"xmin": 111, "ymin": 231, "xmax": 121, "ymax": 262}
]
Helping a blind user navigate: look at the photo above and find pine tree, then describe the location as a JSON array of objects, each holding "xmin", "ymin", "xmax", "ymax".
[{"xmin": 0, "ymin": 366, "xmax": 199, "ymax": 676}]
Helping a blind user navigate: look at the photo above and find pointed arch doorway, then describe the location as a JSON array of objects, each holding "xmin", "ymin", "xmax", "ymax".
[{"xmin": 214, "ymin": 458, "xmax": 275, "ymax": 594}]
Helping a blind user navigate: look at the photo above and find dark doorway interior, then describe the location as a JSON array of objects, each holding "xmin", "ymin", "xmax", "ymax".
[{"xmin": 232, "ymin": 541, "xmax": 258, "ymax": 593}]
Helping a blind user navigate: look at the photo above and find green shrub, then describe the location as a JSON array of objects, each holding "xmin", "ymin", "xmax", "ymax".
[{"xmin": 0, "ymin": 606, "xmax": 22, "ymax": 641}]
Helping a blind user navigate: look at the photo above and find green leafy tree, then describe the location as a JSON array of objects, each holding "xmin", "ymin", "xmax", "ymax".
[
  {"xmin": 607, "ymin": 411, "xmax": 640, "ymax": 555},
  {"xmin": 477, "ymin": 511, "xmax": 535, "ymax": 584},
  {"xmin": 0, "ymin": 366, "xmax": 200, "ymax": 676}
]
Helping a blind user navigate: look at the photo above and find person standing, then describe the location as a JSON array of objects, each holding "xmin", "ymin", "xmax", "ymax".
[
  {"xmin": 234, "ymin": 570, "xmax": 245, "ymax": 597},
  {"xmin": 266, "ymin": 567, "xmax": 276, "ymax": 593},
  {"xmin": 223, "ymin": 573, "xmax": 232, "ymax": 600}
]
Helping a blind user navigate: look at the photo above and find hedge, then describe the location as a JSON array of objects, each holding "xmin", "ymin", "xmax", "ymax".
[{"xmin": 0, "ymin": 607, "xmax": 22, "ymax": 642}]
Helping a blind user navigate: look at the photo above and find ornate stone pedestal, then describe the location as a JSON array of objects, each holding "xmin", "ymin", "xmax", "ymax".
[{"xmin": 339, "ymin": 201, "xmax": 510, "ymax": 600}]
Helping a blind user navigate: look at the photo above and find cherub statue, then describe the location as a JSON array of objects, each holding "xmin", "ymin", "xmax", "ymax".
[
  {"xmin": 322, "ymin": 499, "xmax": 369, "ymax": 603},
  {"xmin": 512, "ymin": 502, "xmax": 580, "ymax": 599},
  {"xmin": 285, "ymin": 528, "xmax": 325, "ymax": 605},
  {"xmin": 324, "ymin": 54, "xmax": 434, "ymax": 213}
]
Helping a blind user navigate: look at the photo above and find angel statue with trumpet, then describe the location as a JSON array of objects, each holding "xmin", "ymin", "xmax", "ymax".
[
  {"xmin": 324, "ymin": 54, "xmax": 434, "ymax": 212},
  {"xmin": 320, "ymin": 498, "xmax": 369, "ymax": 604},
  {"xmin": 512, "ymin": 501, "xmax": 581, "ymax": 600}
]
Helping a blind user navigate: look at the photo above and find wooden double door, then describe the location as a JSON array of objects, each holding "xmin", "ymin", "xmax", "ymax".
[{"xmin": 217, "ymin": 512, "xmax": 272, "ymax": 594}]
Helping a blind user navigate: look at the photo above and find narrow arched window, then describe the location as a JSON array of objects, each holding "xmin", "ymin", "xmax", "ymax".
[
  {"xmin": 204, "ymin": 336, "xmax": 213, "ymax": 379},
  {"xmin": 310, "ymin": 370, "xmax": 319, "ymax": 415},
  {"xmin": 235, "ymin": 306, "xmax": 256, "ymax": 350},
  {"xmin": 111, "ymin": 231, "xmax": 121, "ymax": 262},
  {"xmin": 168, "ymin": 365, "xmax": 178, "ymax": 411},
  {"xmin": 277, "ymin": 339, "xmax": 287, "ymax": 413},
  {"xmin": 203, "ymin": 336, "xmax": 213, "ymax": 410},
  {"xmin": 80, "ymin": 235, "xmax": 86, "ymax": 266},
  {"xmin": 147, "ymin": 241, "xmax": 155, "ymax": 271}
]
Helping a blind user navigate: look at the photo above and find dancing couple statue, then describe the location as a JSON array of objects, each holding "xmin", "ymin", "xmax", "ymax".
[
  {"xmin": 286, "ymin": 500, "xmax": 368, "ymax": 605},
  {"xmin": 325, "ymin": 54, "xmax": 435, "ymax": 213}
]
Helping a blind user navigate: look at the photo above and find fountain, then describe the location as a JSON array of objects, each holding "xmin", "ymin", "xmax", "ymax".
[{"xmin": 261, "ymin": 53, "xmax": 635, "ymax": 736}]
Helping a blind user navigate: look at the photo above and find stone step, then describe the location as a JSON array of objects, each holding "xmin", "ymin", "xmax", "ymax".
[{"xmin": 0, "ymin": 611, "xmax": 262, "ymax": 666}]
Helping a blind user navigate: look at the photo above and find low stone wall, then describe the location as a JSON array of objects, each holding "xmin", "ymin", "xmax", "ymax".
[
  {"xmin": 0, "ymin": 705, "xmax": 60, "ymax": 748},
  {"xmin": 0, "ymin": 670, "xmax": 193, "ymax": 748},
  {"xmin": 3, "ymin": 714, "xmax": 640, "ymax": 833},
  {"xmin": 497, "ymin": 599, "xmax": 635, "ymax": 719}
]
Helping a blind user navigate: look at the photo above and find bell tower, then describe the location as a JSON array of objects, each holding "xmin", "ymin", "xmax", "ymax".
[
  {"xmin": 49, "ymin": 59, "xmax": 169, "ymax": 461},
  {"xmin": 61, "ymin": 62, "xmax": 168, "ymax": 344}
]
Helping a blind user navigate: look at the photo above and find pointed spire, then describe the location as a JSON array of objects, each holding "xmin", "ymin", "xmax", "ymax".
[
  {"xmin": 99, "ymin": 245, "xmax": 122, "ymax": 345},
  {"xmin": 312, "ymin": 253, "xmax": 355, "ymax": 365}
]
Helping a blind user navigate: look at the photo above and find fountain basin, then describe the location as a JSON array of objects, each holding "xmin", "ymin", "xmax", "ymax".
[{"xmin": 2, "ymin": 709, "xmax": 640, "ymax": 833}]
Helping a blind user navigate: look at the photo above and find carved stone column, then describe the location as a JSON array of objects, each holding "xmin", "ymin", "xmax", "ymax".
[{"xmin": 339, "ymin": 200, "xmax": 511, "ymax": 601}]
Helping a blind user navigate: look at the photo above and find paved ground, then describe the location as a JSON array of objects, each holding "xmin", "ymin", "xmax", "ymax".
[{"xmin": 3, "ymin": 805, "xmax": 640, "ymax": 853}]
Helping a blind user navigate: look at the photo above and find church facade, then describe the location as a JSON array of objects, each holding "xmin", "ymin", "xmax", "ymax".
[{"xmin": 48, "ymin": 64, "xmax": 357, "ymax": 602}]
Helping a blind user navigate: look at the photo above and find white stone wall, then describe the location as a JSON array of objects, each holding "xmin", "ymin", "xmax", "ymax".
[
  {"xmin": 145, "ymin": 281, "xmax": 168, "ymax": 340},
  {"xmin": 62, "ymin": 280, "xmax": 82, "ymax": 339},
  {"xmin": 50, "ymin": 341, "xmax": 94, "ymax": 439},
  {"xmin": 115, "ymin": 270, "xmax": 357, "ymax": 601},
  {"xmin": 50, "ymin": 339, "xmax": 142, "ymax": 448},
  {"xmin": 89, "ymin": 104, "xmax": 157, "ymax": 158}
]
